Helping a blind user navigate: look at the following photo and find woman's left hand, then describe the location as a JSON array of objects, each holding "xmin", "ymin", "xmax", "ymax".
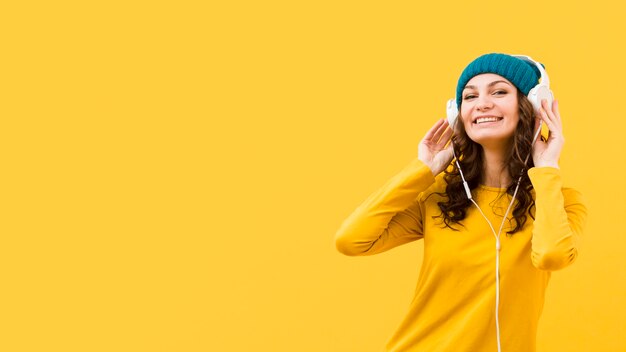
[{"xmin": 532, "ymin": 99, "xmax": 564, "ymax": 168}]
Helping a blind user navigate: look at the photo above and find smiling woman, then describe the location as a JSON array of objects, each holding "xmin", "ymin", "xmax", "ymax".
[{"xmin": 335, "ymin": 53, "xmax": 587, "ymax": 352}]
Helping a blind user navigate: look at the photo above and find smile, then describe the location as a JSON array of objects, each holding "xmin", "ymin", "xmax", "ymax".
[{"xmin": 474, "ymin": 116, "xmax": 503, "ymax": 124}]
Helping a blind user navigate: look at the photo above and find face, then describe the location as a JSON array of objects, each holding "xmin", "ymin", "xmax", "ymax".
[{"xmin": 460, "ymin": 73, "xmax": 519, "ymax": 148}]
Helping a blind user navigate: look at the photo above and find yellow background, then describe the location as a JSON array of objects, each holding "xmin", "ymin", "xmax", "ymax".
[{"xmin": 1, "ymin": 0, "xmax": 625, "ymax": 351}]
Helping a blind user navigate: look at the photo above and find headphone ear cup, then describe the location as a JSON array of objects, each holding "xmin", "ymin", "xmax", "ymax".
[
  {"xmin": 446, "ymin": 99, "xmax": 458, "ymax": 127},
  {"xmin": 527, "ymin": 85, "xmax": 554, "ymax": 112}
]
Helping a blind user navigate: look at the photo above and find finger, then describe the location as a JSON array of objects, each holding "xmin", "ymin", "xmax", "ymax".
[
  {"xmin": 540, "ymin": 99, "xmax": 559, "ymax": 127},
  {"xmin": 546, "ymin": 99, "xmax": 561, "ymax": 129},
  {"xmin": 423, "ymin": 119, "xmax": 445, "ymax": 141},
  {"xmin": 431, "ymin": 119, "xmax": 450, "ymax": 142},
  {"xmin": 541, "ymin": 99, "xmax": 555, "ymax": 122},
  {"xmin": 553, "ymin": 99, "xmax": 562, "ymax": 125},
  {"xmin": 552, "ymin": 100, "xmax": 561, "ymax": 120},
  {"xmin": 539, "ymin": 106, "xmax": 555, "ymax": 129},
  {"xmin": 543, "ymin": 99, "xmax": 562, "ymax": 130},
  {"xmin": 438, "ymin": 127, "xmax": 454, "ymax": 146},
  {"xmin": 539, "ymin": 106, "xmax": 561, "ymax": 138}
]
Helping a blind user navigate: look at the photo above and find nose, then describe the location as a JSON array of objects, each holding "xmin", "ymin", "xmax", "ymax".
[{"xmin": 475, "ymin": 94, "xmax": 493, "ymax": 111}]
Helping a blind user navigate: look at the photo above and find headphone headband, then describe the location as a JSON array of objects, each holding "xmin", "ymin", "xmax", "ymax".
[{"xmin": 510, "ymin": 55, "xmax": 550, "ymax": 87}]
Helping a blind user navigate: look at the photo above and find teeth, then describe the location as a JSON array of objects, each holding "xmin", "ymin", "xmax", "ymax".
[{"xmin": 475, "ymin": 117, "xmax": 501, "ymax": 124}]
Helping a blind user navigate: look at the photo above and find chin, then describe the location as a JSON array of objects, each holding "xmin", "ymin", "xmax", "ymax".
[{"xmin": 468, "ymin": 134, "xmax": 515, "ymax": 148}]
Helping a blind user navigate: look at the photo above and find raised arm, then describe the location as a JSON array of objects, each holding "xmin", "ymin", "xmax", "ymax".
[
  {"xmin": 334, "ymin": 158, "xmax": 436, "ymax": 256},
  {"xmin": 335, "ymin": 119, "xmax": 453, "ymax": 256},
  {"xmin": 528, "ymin": 167, "xmax": 587, "ymax": 270},
  {"xmin": 528, "ymin": 99, "xmax": 588, "ymax": 270}
]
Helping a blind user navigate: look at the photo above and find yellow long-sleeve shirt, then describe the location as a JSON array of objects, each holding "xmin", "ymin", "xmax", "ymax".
[{"xmin": 335, "ymin": 158, "xmax": 587, "ymax": 352}]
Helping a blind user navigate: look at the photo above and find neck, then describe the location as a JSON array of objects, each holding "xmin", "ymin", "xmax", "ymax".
[{"xmin": 481, "ymin": 147, "xmax": 511, "ymax": 188}]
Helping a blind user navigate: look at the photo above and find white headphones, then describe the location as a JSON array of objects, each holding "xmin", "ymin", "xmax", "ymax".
[{"xmin": 446, "ymin": 54, "xmax": 554, "ymax": 127}]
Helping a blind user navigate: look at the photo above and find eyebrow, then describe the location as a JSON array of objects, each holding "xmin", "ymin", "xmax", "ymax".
[{"xmin": 463, "ymin": 80, "xmax": 512, "ymax": 90}]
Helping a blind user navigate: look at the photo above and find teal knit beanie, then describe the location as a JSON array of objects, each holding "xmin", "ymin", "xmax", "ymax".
[{"xmin": 455, "ymin": 53, "xmax": 542, "ymax": 109}]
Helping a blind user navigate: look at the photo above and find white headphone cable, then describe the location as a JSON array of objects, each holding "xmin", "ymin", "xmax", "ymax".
[{"xmin": 451, "ymin": 124, "xmax": 542, "ymax": 352}]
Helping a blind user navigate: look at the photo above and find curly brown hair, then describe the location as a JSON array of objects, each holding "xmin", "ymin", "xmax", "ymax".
[{"xmin": 435, "ymin": 90, "xmax": 538, "ymax": 235}]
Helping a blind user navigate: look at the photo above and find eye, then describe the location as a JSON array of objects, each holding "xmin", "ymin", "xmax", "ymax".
[
  {"xmin": 493, "ymin": 90, "xmax": 507, "ymax": 95},
  {"xmin": 463, "ymin": 94, "xmax": 476, "ymax": 100}
]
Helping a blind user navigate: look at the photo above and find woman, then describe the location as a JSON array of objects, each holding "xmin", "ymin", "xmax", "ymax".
[{"xmin": 334, "ymin": 53, "xmax": 587, "ymax": 352}]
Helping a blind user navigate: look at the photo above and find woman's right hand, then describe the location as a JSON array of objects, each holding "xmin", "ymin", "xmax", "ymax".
[{"xmin": 418, "ymin": 119, "xmax": 454, "ymax": 176}]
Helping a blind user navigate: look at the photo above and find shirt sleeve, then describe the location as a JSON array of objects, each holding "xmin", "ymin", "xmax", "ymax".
[
  {"xmin": 527, "ymin": 167, "xmax": 588, "ymax": 271},
  {"xmin": 334, "ymin": 158, "xmax": 437, "ymax": 256}
]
